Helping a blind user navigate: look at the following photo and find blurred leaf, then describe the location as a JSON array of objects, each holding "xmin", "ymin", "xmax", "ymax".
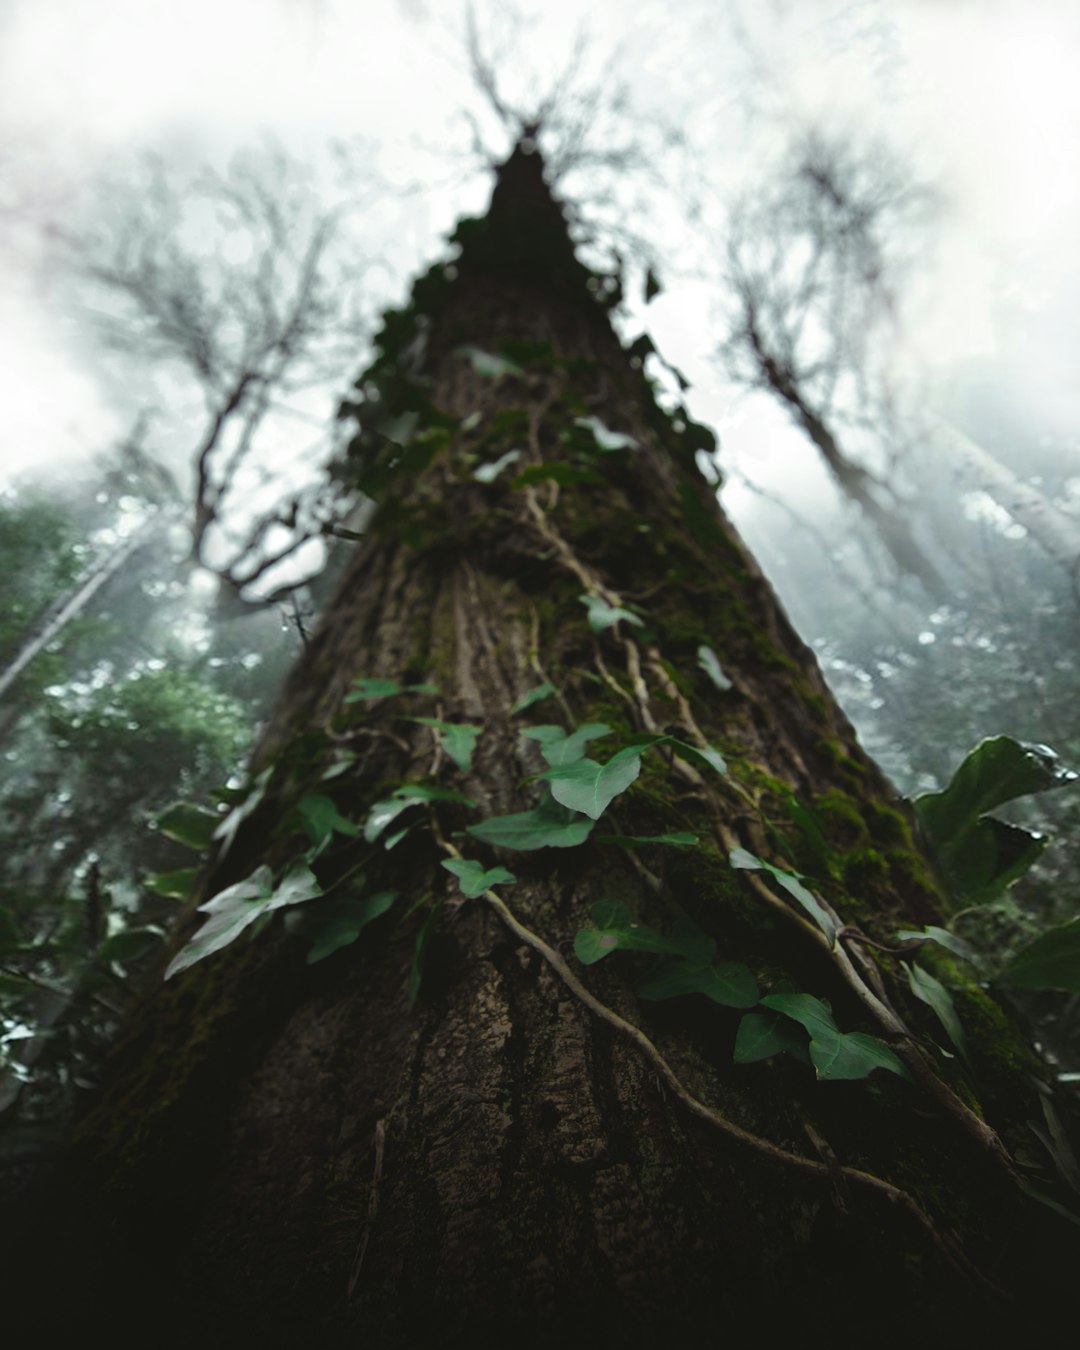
[
  {"xmin": 511, "ymin": 683, "xmax": 555, "ymax": 714},
  {"xmin": 761, "ymin": 993, "xmax": 910, "ymax": 1082},
  {"xmin": 363, "ymin": 785, "xmax": 475, "ymax": 843},
  {"xmin": 466, "ymin": 796, "xmax": 594, "ymax": 851},
  {"xmin": 156, "ymin": 801, "xmax": 221, "ymax": 851},
  {"xmin": 511, "ymin": 462, "xmax": 603, "ymax": 488},
  {"xmin": 305, "ymin": 891, "xmax": 397, "ymax": 964},
  {"xmin": 729, "ymin": 848, "xmax": 836, "ymax": 943},
  {"xmin": 412, "ymin": 718, "xmax": 481, "ymax": 773},
  {"xmin": 345, "ymin": 677, "xmax": 439, "ymax": 703},
  {"xmin": 521, "ymin": 722, "xmax": 611, "ymax": 768},
  {"xmin": 213, "ymin": 766, "xmax": 272, "ymax": 857},
  {"xmin": 98, "ymin": 926, "xmax": 165, "ymax": 967},
  {"xmin": 733, "ymin": 1009, "xmax": 812, "ymax": 1065},
  {"xmin": 296, "ymin": 793, "xmax": 360, "ymax": 851},
  {"xmin": 904, "ymin": 961, "xmax": 971, "ymax": 1067},
  {"xmin": 144, "ymin": 868, "xmax": 200, "ymax": 899},
  {"xmin": 0, "ymin": 906, "xmax": 25, "ymax": 955},
  {"xmin": 456, "ymin": 346, "xmax": 522, "ymax": 377},
  {"xmin": 697, "ymin": 645, "xmax": 733, "ymax": 691},
  {"xmin": 573, "ymin": 416, "xmax": 638, "ymax": 452},
  {"xmin": 638, "ymin": 957, "xmax": 758, "ymax": 1008},
  {"xmin": 596, "ymin": 832, "xmax": 699, "ymax": 848},
  {"xmin": 579, "ymin": 595, "xmax": 644, "ymax": 632},
  {"xmin": 573, "ymin": 899, "xmax": 681, "ymax": 965},
  {"xmin": 540, "ymin": 745, "xmax": 644, "ymax": 820},
  {"xmin": 998, "ymin": 918, "xmax": 1080, "ymax": 993},
  {"xmin": 440, "ymin": 859, "xmax": 516, "ymax": 898}
]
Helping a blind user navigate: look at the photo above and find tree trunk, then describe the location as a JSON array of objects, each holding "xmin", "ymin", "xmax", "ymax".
[{"xmin": 10, "ymin": 144, "xmax": 1075, "ymax": 1346}]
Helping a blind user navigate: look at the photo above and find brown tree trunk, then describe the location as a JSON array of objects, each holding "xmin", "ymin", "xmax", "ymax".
[{"xmin": 10, "ymin": 145, "xmax": 1074, "ymax": 1346}]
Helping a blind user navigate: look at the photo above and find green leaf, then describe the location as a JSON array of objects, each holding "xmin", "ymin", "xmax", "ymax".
[
  {"xmin": 377, "ymin": 410, "xmax": 419, "ymax": 445},
  {"xmin": 896, "ymin": 925, "xmax": 979, "ymax": 962},
  {"xmin": 914, "ymin": 736, "xmax": 1076, "ymax": 905},
  {"xmin": 213, "ymin": 767, "xmax": 273, "ymax": 857},
  {"xmin": 511, "ymin": 682, "xmax": 556, "ymax": 715},
  {"xmin": 573, "ymin": 416, "xmax": 638, "ymax": 452},
  {"xmin": 541, "ymin": 745, "xmax": 644, "ymax": 819},
  {"xmin": 466, "ymin": 796, "xmax": 595, "ymax": 851},
  {"xmin": 786, "ymin": 795, "xmax": 834, "ymax": 868},
  {"xmin": 638, "ymin": 958, "xmax": 758, "ymax": 1008},
  {"xmin": 596, "ymin": 832, "xmax": 700, "ymax": 848},
  {"xmin": 144, "ymin": 867, "xmax": 199, "ymax": 900},
  {"xmin": 345, "ymin": 677, "xmax": 439, "ymax": 703},
  {"xmin": 511, "ymin": 462, "xmax": 604, "ymax": 488},
  {"xmin": 579, "ymin": 595, "xmax": 644, "ymax": 632},
  {"xmin": 165, "ymin": 861, "xmax": 323, "ymax": 980},
  {"xmin": 761, "ymin": 993, "xmax": 910, "ymax": 1082},
  {"xmin": 697, "ymin": 645, "xmax": 733, "ymax": 691},
  {"xmin": 412, "ymin": 718, "xmax": 481, "ymax": 772},
  {"xmin": 998, "ymin": 918, "xmax": 1080, "ymax": 992},
  {"xmin": 733, "ymin": 1010, "xmax": 812, "ymax": 1065},
  {"xmin": 573, "ymin": 899, "xmax": 681, "ymax": 965},
  {"xmin": 521, "ymin": 722, "xmax": 611, "ymax": 767},
  {"xmin": 363, "ymin": 785, "xmax": 475, "ymax": 843},
  {"xmin": 625, "ymin": 732, "xmax": 727, "ymax": 776},
  {"xmin": 440, "ymin": 859, "xmax": 516, "ymax": 898},
  {"xmin": 472, "ymin": 449, "xmax": 522, "ymax": 483},
  {"xmin": 904, "ymin": 962, "xmax": 971, "ymax": 1066},
  {"xmin": 729, "ymin": 848, "xmax": 837, "ymax": 944},
  {"xmin": 296, "ymin": 793, "xmax": 360, "ymax": 850},
  {"xmin": 305, "ymin": 891, "xmax": 397, "ymax": 964},
  {"xmin": 156, "ymin": 801, "xmax": 221, "ymax": 851},
  {"xmin": 456, "ymin": 346, "xmax": 523, "ymax": 378},
  {"xmin": 98, "ymin": 926, "xmax": 165, "ymax": 966}
]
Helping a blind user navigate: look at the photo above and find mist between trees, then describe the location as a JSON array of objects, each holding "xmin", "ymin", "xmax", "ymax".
[{"xmin": 1, "ymin": 7, "xmax": 1079, "ymax": 1340}]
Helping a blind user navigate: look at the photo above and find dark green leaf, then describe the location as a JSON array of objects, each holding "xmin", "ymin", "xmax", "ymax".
[
  {"xmin": 733, "ymin": 1010, "xmax": 811, "ymax": 1065},
  {"xmin": 511, "ymin": 462, "xmax": 604, "ymax": 488},
  {"xmin": 408, "ymin": 901, "xmax": 443, "ymax": 1003},
  {"xmin": 761, "ymin": 993, "xmax": 910, "ymax": 1082},
  {"xmin": 345, "ymin": 677, "xmax": 403, "ymax": 701},
  {"xmin": 729, "ymin": 848, "xmax": 837, "ymax": 943},
  {"xmin": 305, "ymin": 891, "xmax": 397, "ymax": 964},
  {"xmin": 144, "ymin": 867, "xmax": 199, "ymax": 899},
  {"xmin": 904, "ymin": 962, "xmax": 971, "ymax": 1066},
  {"xmin": 156, "ymin": 801, "xmax": 221, "ymax": 851},
  {"xmin": 0, "ymin": 906, "xmax": 23, "ymax": 955},
  {"xmin": 296, "ymin": 793, "xmax": 360, "ymax": 849},
  {"xmin": 596, "ymin": 832, "xmax": 700, "ymax": 848},
  {"xmin": 466, "ymin": 796, "xmax": 595, "ymax": 851},
  {"xmin": 999, "ymin": 918, "xmax": 1080, "ymax": 992},
  {"xmin": 895, "ymin": 925, "xmax": 979, "ymax": 962},
  {"xmin": 213, "ymin": 766, "xmax": 273, "ymax": 856},
  {"xmin": 412, "ymin": 718, "xmax": 481, "ymax": 772},
  {"xmin": 573, "ymin": 899, "xmax": 680, "ymax": 965},
  {"xmin": 440, "ymin": 859, "xmax": 516, "ymax": 898},
  {"xmin": 579, "ymin": 595, "xmax": 644, "ymax": 632},
  {"xmin": 511, "ymin": 682, "xmax": 556, "ymax": 715},
  {"xmin": 98, "ymin": 926, "xmax": 165, "ymax": 966},
  {"xmin": 638, "ymin": 958, "xmax": 758, "ymax": 1008},
  {"xmin": 364, "ymin": 785, "xmax": 475, "ymax": 843}
]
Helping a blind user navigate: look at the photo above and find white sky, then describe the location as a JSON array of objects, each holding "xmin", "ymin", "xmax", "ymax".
[{"xmin": 1, "ymin": 0, "xmax": 1078, "ymax": 519}]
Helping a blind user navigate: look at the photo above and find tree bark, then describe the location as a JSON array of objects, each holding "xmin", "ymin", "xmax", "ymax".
[{"xmin": 10, "ymin": 144, "xmax": 1075, "ymax": 1347}]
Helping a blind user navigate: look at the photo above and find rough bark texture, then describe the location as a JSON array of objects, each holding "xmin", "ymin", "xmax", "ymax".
[{"xmin": 10, "ymin": 146, "xmax": 1076, "ymax": 1346}]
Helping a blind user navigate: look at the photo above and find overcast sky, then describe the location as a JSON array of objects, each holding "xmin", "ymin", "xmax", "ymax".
[{"xmin": 1, "ymin": 0, "xmax": 1077, "ymax": 528}]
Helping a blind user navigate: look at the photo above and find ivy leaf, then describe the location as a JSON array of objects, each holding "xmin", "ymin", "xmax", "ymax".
[
  {"xmin": 626, "ymin": 732, "xmax": 727, "ymax": 776},
  {"xmin": 296, "ymin": 793, "xmax": 360, "ymax": 852},
  {"xmin": 213, "ymin": 767, "xmax": 273, "ymax": 857},
  {"xmin": 144, "ymin": 867, "xmax": 199, "ymax": 900},
  {"xmin": 914, "ymin": 736, "xmax": 1076, "ymax": 906},
  {"xmin": 98, "ymin": 926, "xmax": 165, "ymax": 967},
  {"xmin": 904, "ymin": 962, "xmax": 971, "ymax": 1067},
  {"xmin": 733, "ymin": 1010, "xmax": 812, "ymax": 1065},
  {"xmin": 596, "ymin": 832, "xmax": 699, "ymax": 848},
  {"xmin": 377, "ymin": 410, "xmax": 419, "ymax": 445},
  {"xmin": 541, "ymin": 745, "xmax": 644, "ymax": 820},
  {"xmin": 473, "ymin": 449, "xmax": 522, "ymax": 483},
  {"xmin": 511, "ymin": 683, "xmax": 556, "ymax": 715},
  {"xmin": 156, "ymin": 801, "xmax": 221, "ymax": 851},
  {"xmin": 456, "ymin": 346, "xmax": 523, "ymax": 378},
  {"xmin": 729, "ymin": 847, "xmax": 837, "ymax": 944},
  {"xmin": 579, "ymin": 595, "xmax": 644, "ymax": 632},
  {"xmin": 573, "ymin": 899, "xmax": 682, "ymax": 965},
  {"xmin": 511, "ymin": 462, "xmax": 603, "ymax": 488},
  {"xmin": 364, "ymin": 785, "xmax": 476, "ymax": 844},
  {"xmin": 440, "ymin": 859, "xmax": 516, "ymax": 898},
  {"xmin": 697, "ymin": 645, "xmax": 733, "ymax": 692},
  {"xmin": 411, "ymin": 718, "xmax": 481, "ymax": 773},
  {"xmin": 164, "ymin": 861, "xmax": 322, "ymax": 980},
  {"xmin": 998, "ymin": 917, "xmax": 1080, "ymax": 993},
  {"xmin": 761, "ymin": 993, "xmax": 911, "ymax": 1082},
  {"xmin": 345, "ymin": 677, "xmax": 439, "ymax": 703},
  {"xmin": 638, "ymin": 958, "xmax": 758, "ymax": 1008},
  {"xmin": 304, "ymin": 891, "xmax": 397, "ymax": 965},
  {"xmin": 573, "ymin": 416, "xmax": 638, "ymax": 452},
  {"xmin": 521, "ymin": 722, "xmax": 611, "ymax": 768},
  {"xmin": 466, "ymin": 795, "xmax": 594, "ymax": 851}
]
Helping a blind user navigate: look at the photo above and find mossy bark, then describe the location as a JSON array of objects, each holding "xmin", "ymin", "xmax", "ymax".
[{"xmin": 11, "ymin": 146, "xmax": 1075, "ymax": 1346}]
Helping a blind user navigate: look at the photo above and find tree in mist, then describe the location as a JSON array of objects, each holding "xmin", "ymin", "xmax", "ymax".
[{"xmin": 11, "ymin": 130, "xmax": 1078, "ymax": 1346}]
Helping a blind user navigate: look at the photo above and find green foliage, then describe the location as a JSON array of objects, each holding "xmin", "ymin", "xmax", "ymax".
[
  {"xmin": 345, "ymin": 676, "xmax": 439, "ymax": 702},
  {"xmin": 302, "ymin": 890, "xmax": 397, "ymax": 965},
  {"xmin": 466, "ymin": 795, "xmax": 595, "ymax": 851},
  {"xmin": 904, "ymin": 961, "xmax": 971, "ymax": 1067},
  {"xmin": 521, "ymin": 721, "xmax": 611, "ymax": 766},
  {"xmin": 213, "ymin": 766, "xmax": 272, "ymax": 856},
  {"xmin": 411, "ymin": 718, "xmax": 481, "ymax": 772},
  {"xmin": 295, "ymin": 793, "xmax": 360, "ymax": 855},
  {"xmin": 999, "ymin": 918, "xmax": 1080, "ymax": 993},
  {"xmin": 573, "ymin": 899, "xmax": 684, "ymax": 964},
  {"xmin": 915, "ymin": 736, "xmax": 1075, "ymax": 907},
  {"xmin": 760, "ymin": 993, "xmax": 911, "ymax": 1082},
  {"xmin": 156, "ymin": 801, "xmax": 221, "ymax": 851},
  {"xmin": 511, "ymin": 462, "xmax": 603, "ymax": 488},
  {"xmin": 597, "ymin": 832, "xmax": 699, "ymax": 848},
  {"xmin": 144, "ymin": 867, "xmax": 199, "ymax": 899},
  {"xmin": 729, "ymin": 847, "xmax": 837, "ymax": 942},
  {"xmin": 364, "ymin": 785, "xmax": 475, "ymax": 844},
  {"xmin": 440, "ymin": 859, "xmax": 516, "ymax": 898},
  {"xmin": 511, "ymin": 683, "xmax": 556, "ymax": 714},
  {"xmin": 165, "ymin": 861, "xmax": 323, "ymax": 979},
  {"xmin": 540, "ymin": 744, "xmax": 645, "ymax": 820},
  {"xmin": 733, "ymin": 1010, "xmax": 811, "ymax": 1065},
  {"xmin": 408, "ymin": 899, "xmax": 443, "ymax": 1004}
]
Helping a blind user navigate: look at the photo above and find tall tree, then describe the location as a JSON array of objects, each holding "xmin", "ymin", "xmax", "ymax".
[{"xmin": 13, "ymin": 141, "xmax": 1076, "ymax": 1345}]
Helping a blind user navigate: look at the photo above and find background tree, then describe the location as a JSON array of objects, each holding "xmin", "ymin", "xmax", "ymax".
[{"xmin": 11, "ymin": 138, "xmax": 1077, "ymax": 1346}]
